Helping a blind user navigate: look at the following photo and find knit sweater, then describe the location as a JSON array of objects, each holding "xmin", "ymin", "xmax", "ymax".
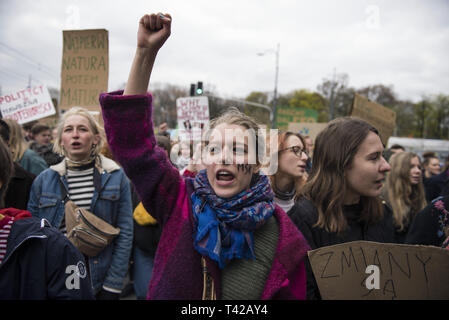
[{"xmin": 100, "ymin": 91, "xmax": 310, "ymax": 300}]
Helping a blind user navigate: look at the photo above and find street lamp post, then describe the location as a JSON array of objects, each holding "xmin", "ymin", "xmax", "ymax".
[{"xmin": 257, "ymin": 43, "xmax": 280, "ymax": 129}]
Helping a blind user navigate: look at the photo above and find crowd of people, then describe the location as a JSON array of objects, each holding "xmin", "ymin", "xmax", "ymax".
[{"xmin": 0, "ymin": 12, "xmax": 448, "ymax": 300}]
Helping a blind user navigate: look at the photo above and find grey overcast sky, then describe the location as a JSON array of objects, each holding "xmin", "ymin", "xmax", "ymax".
[{"xmin": 0, "ymin": 0, "xmax": 448, "ymax": 102}]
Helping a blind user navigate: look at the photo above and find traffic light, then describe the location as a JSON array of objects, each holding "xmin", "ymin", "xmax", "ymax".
[
  {"xmin": 190, "ymin": 83, "xmax": 195, "ymax": 97},
  {"xmin": 196, "ymin": 81, "xmax": 203, "ymax": 95}
]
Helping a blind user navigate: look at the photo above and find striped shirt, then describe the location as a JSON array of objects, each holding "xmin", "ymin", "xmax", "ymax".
[
  {"xmin": 0, "ymin": 218, "xmax": 14, "ymax": 264},
  {"xmin": 60, "ymin": 164, "xmax": 95, "ymax": 236}
]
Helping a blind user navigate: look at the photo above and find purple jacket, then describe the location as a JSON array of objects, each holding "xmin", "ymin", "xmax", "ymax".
[{"xmin": 100, "ymin": 91, "xmax": 310, "ymax": 300}]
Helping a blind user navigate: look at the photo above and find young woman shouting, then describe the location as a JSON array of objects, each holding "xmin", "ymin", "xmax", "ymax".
[{"xmin": 100, "ymin": 13, "xmax": 309, "ymax": 300}]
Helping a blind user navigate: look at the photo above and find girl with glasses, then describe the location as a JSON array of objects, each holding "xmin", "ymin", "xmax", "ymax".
[{"xmin": 268, "ymin": 132, "xmax": 308, "ymax": 214}]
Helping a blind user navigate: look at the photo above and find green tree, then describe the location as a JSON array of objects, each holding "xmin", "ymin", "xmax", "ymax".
[
  {"xmin": 413, "ymin": 98, "xmax": 432, "ymax": 138},
  {"xmin": 425, "ymin": 94, "xmax": 449, "ymax": 139},
  {"xmin": 287, "ymin": 89, "xmax": 328, "ymax": 122},
  {"xmin": 392, "ymin": 100, "xmax": 415, "ymax": 137},
  {"xmin": 244, "ymin": 91, "xmax": 271, "ymax": 126}
]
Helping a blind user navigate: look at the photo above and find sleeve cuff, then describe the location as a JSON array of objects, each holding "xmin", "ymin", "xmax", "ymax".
[{"xmin": 102, "ymin": 285, "xmax": 122, "ymax": 294}]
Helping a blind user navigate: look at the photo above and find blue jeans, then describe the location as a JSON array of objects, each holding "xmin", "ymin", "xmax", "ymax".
[{"xmin": 133, "ymin": 246, "xmax": 154, "ymax": 299}]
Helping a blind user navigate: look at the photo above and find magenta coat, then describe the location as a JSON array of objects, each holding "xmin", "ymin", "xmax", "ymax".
[{"xmin": 100, "ymin": 91, "xmax": 310, "ymax": 300}]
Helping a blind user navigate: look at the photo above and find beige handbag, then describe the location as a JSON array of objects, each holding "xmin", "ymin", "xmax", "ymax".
[{"xmin": 64, "ymin": 200, "xmax": 120, "ymax": 257}]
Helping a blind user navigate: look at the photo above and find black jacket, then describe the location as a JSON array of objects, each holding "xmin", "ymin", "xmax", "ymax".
[
  {"xmin": 131, "ymin": 185, "xmax": 161, "ymax": 256},
  {"xmin": 425, "ymin": 169, "xmax": 449, "ymax": 202},
  {"xmin": 5, "ymin": 163, "xmax": 35, "ymax": 210},
  {"xmin": 406, "ymin": 195, "xmax": 449, "ymax": 247},
  {"xmin": 288, "ymin": 197, "xmax": 397, "ymax": 299},
  {"xmin": 0, "ymin": 216, "xmax": 94, "ymax": 300},
  {"xmin": 29, "ymin": 142, "xmax": 64, "ymax": 166}
]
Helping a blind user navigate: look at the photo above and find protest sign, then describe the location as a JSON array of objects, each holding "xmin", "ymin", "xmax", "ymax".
[
  {"xmin": 60, "ymin": 29, "xmax": 108, "ymax": 113},
  {"xmin": 308, "ymin": 241, "xmax": 449, "ymax": 300},
  {"xmin": 176, "ymin": 96, "xmax": 209, "ymax": 141},
  {"xmin": 0, "ymin": 85, "xmax": 56, "ymax": 124},
  {"xmin": 288, "ymin": 122, "xmax": 327, "ymax": 142},
  {"xmin": 276, "ymin": 106, "xmax": 318, "ymax": 131},
  {"xmin": 350, "ymin": 94, "xmax": 396, "ymax": 145}
]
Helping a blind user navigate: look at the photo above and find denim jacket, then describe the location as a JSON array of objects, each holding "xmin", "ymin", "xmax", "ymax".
[{"xmin": 27, "ymin": 155, "xmax": 133, "ymax": 293}]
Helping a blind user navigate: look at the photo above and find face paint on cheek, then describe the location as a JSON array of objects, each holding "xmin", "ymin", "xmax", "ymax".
[{"xmin": 237, "ymin": 164, "xmax": 252, "ymax": 174}]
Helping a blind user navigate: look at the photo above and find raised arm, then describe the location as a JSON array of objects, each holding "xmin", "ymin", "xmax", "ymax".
[
  {"xmin": 100, "ymin": 13, "xmax": 182, "ymax": 227},
  {"xmin": 124, "ymin": 13, "xmax": 171, "ymax": 95}
]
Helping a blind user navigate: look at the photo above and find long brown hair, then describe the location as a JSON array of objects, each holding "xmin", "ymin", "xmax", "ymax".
[
  {"xmin": 269, "ymin": 131, "xmax": 306, "ymax": 200},
  {"xmin": 301, "ymin": 117, "xmax": 384, "ymax": 233},
  {"xmin": 383, "ymin": 152, "xmax": 427, "ymax": 231}
]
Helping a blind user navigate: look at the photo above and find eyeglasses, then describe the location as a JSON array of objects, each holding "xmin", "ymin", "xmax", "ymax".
[{"xmin": 279, "ymin": 146, "xmax": 308, "ymax": 158}]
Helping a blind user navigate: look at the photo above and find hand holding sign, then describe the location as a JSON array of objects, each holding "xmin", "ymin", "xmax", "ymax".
[{"xmin": 138, "ymin": 13, "xmax": 171, "ymax": 51}]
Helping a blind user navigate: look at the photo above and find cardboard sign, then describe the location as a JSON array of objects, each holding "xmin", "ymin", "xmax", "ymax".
[
  {"xmin": 60, "ymin": 29, "xmax": 109, "ymax": 113},
  {"xmin": 288, "ymin": 122, "xmax": 327, "ymax": 141},
  {"xmin": 176, "ymin": 96, "xmax": 209, "ymax": 141},
  {"xmin": 0, "ymin": 85, "xmax": 56, "ymax": 124},
  {"xmin": 350, "ymin": 94, "xmax": 396, "ymax": 145},
  {"xmin": 308, "ymin": 241, "xmax": 449, "ymax": 300},
  {"xmin": 276, "ymin": 106, "xmax": 318, "ymax": 131}
]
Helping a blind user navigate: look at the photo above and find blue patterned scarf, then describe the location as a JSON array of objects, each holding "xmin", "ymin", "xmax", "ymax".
[{"xmin": 191, "ymin": 169, "xmax": 275, "ymax": 269}]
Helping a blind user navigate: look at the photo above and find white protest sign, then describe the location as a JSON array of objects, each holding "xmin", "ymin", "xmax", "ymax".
[
  {"xmin": 0, "ymin": 85, "xmax": 56, "ymax": 124},
  {"xmin": 176, "ymin": 96, "xmax": 209, "ymax": 141}
]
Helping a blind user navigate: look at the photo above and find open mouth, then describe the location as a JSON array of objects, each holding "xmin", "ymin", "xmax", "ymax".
[
  {"xmin": 216, "ymin": 170, "xmax": 235, "ymax": 182},
  {"xmin": 71, "ymin": 142, "xmax": 82, "ymax": 148},
  {"xmin": 374, "ymin": 178, "xmax": 384, "ymax": 186}
]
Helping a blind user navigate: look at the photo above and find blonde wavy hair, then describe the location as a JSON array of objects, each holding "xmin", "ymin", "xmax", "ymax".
[
  {"xmin": 383, "ymin": 152, "xmax": 427, "ymax": 231},
  {"xmin": 53, "ymin": 107, "xmax": 105, "ymax": 157},
  {"xmin": 4, "ymin": 119, "xmax": 29, "ymax": 162}
]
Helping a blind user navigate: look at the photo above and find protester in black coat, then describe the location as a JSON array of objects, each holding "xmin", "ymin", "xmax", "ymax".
[
  {"xmin": 290, "ymin": 198, "xmax": 396, "ymax": 250},
  {"xmin": 425, "ymin": 168, "xmax": 449, "ymax": 202},
  {"xmin": 5, "ymin": 163, "xmax": 35, "ymax": 210},
  {"xmin": 405, "ymin": 195, "xmax": 449, "ymax": 249},
  {"xmin": 0, "ymin": 137, "xmax": 93, "ymax": 299},
  {"xmin": 0, "ymin": 210, "xmax": 94, "ymax": 299},
  {"xmin": 288, "ymin": 117, "xmax": 397, "ymax": 299},
  {"xmin": 0, "ymin": 119, "xmax": 36, "ymax": 210}
]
